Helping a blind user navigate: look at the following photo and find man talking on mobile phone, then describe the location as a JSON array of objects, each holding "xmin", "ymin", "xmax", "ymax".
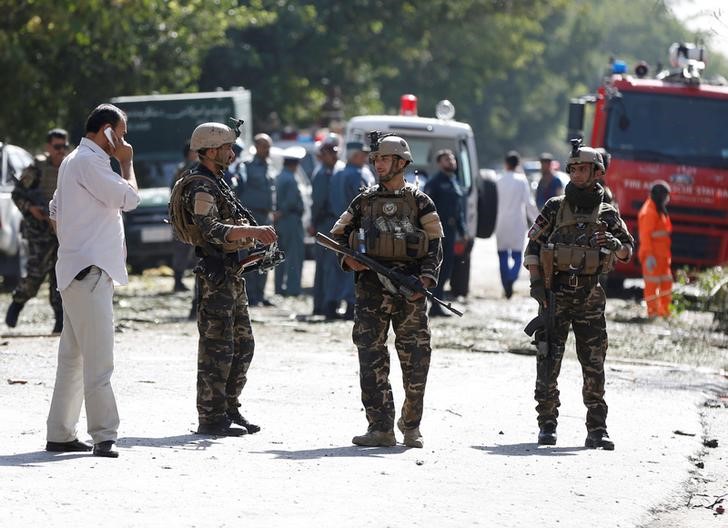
[{"xmin": 45, "ymin": 104, "xmax": 140, "ymax": 459}]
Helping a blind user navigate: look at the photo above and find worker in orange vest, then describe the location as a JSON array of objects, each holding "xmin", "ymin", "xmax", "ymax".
[{"xmin": 638, "ymin": 181, "xmax": 672, "ymax": 318}]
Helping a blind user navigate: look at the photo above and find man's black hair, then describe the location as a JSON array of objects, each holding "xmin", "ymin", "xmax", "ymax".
[
  {"xmin": 435, "ymin": 149, "xmax": 454, "ymax": 162},
  {"xmin": 85, "ymin": 104, "xmax": 126, "ymax": 134},
  {"xmin": 505, "ymin": 150, "xmax": 520, "ymax": 169}
]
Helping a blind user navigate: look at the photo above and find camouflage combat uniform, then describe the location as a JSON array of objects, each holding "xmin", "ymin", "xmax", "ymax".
[
  {"xmin": 524, "ymin": 186, "xmax": 633, "ymax": 434},
  {"xmin": 178, "ymin": 163, "xmax": 258, "ymax": 427},
  {"xmin": 332, "ymin": 183, "xmax": 443, "ymax": 433},
  {"xmin": 11, "ymin": 155, "xmax": 62, "ymax": 316}
]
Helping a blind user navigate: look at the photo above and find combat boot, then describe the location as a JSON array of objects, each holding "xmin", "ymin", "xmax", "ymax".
[
  {"xmin": 196, "ymin": 418, "xmax": 247, "ymax": 437},
  {"xmin": 352, "ymin": 429, "xmax": 396, "ymax": 447},
  {"xmin": 585, "ymin": 430, "xmax": 615, "ymax": 450},
  {"xmin": 227, "ymin": 408, "xmax": 261, "ymax": 434},
  {"xmin": 5, "ymin": 301, "xmax": 24, "ymax": 328},
  {"xmin": 537, "ymin": 423, "xmax": 557, "ymax": 446},
  {"xmin": 397, "ymin": 417, "xmax": 424, "ymax": 448}
]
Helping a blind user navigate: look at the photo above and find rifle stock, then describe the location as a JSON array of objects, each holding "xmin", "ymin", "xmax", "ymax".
[{"xmin": 315, "ymin": 232, "xmax": 463, "ymax": 317}]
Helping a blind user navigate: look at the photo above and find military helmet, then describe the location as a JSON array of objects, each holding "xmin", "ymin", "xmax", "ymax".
[
  {"xmin": 565, "ymin": 146, "xmax": 605, "ymax": 173},
  {"xmin": 370, "ymin": 135, "xmax": 413, "ymax": 163},
  {"xmin": 190, "ymin": 122, "xmax": 236, "ymax": 151}
]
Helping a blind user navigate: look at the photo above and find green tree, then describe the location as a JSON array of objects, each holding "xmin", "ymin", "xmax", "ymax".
[
  {"xmin": 0, "ymin": 0, "xmax": 273, "ymax": 148},
  {"xmin": 200, "ymin": 0, "xmax": 564, "ymax": 140},
  {"xmin": 472, "ymin": 0, "xmax": 728, "ymax": 165}
]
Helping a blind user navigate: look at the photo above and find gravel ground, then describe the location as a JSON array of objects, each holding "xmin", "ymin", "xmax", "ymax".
[{"xmin": 0, "ymin": 238, "xmax": 726, "ymax": 527}]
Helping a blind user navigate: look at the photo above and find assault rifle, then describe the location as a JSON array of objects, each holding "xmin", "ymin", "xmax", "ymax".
[
  {"xmin": 315, "ymin": 232, "xmax": 463, "ymax": 317},
  {"xmin": 524, "ymin": 290, "xmax": 556, "ymax": 374},
  {"xmin": 236, "ymin": 243, "xmax": 285, "ymax": 276},
  {"xmin": 195, "ymin": 243, "xmax": 284, "ymax": 286}
]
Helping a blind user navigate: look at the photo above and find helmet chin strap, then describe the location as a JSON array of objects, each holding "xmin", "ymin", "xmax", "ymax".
[
  {"xmin": 200, "ymin": 150, "xmax": 230, "ymax": 171},
  {"xmin": 378, "ymin": 158, "xmax": 405, "ymax": 183},
  {"xmin": 574, "ymin": 165, "xmax": 597, "ymax": 189}
]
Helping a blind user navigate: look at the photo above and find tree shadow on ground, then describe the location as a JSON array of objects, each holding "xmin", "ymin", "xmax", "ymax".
[
  {"xmin": 256, "ymin": 445, "xmax": 410, "ymax": 460},
  {"xmin": 118, "ymin": 433, "xmax": 217, "ymax": 450},
  {"xmin": 473, "ymin": 443, "xmax": 588, "ymax": 457}
]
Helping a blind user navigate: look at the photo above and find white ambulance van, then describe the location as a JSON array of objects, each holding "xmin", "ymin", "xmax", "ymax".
[{"xmin": 345, "ymin": 95, "xmax": 496, "ymax": 296}]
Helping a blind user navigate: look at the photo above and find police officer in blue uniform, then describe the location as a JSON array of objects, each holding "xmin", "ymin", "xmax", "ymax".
[
  {"xmin": 423, "ymin": 149, "xmax": 466, "ymax": 316},
  {"xmin": 311, "ymin": 135, "xmax": 344, "ymax": 315},
  {"xmin": 273, "ymin": 147, "xmax": 306, "ymax": 297},
  {"xmin": 239, "ymin": 134, "xmax": 275, "ymax": 306},
  {"xmin": 325, "ymin": 141, "xmax": 374, "ymax": 319}
]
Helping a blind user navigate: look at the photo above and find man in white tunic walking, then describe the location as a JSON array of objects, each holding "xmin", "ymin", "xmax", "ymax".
[{"xmin": 494, "ymin": 150, "xmax": 538, "ymax": 298}]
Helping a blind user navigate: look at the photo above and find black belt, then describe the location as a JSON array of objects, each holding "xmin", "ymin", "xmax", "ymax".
[
  {"xmin": 74, "ymin": 266, "xmax": 94, "ymax": 281},
  {"xmin": 554, "ymin": 273, "xmax": 599, "ymax": 289}
]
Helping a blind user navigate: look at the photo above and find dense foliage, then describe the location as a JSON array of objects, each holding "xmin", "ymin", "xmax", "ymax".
[{"xmin": 1, "ymin": 0, "xmax": 726, "ymax": 166}]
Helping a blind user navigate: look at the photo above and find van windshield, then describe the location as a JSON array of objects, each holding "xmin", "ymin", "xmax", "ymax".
[{"xmin": 604, "ymin": 91, "xmax": 728, "ymax": 168}]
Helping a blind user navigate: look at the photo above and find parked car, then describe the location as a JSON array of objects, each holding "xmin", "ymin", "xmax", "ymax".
[
  {"xmin": 123, "ymin": 186, "xmax": 175, "ymax": 274},
  {"xmin": 0, "ymin": 141, "xmax": 33, "ymax": 287}
]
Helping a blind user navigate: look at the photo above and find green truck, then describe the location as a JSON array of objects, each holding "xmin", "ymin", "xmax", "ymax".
[{"xmin": 111, "ymin": 88, "xmax": 252, "ymax": 272}]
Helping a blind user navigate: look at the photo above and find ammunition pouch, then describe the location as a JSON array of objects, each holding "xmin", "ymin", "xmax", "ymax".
[
  {"xmin": 353, "ymin": 185, "xmax": 428, "ymax": 262},
  {"xmin": 552, "ymin": 245, "xmax": 601, "ymax": 275},
  {"xmin": 350, "ymin": 227, "xmax": 427, "ymax": 261}
]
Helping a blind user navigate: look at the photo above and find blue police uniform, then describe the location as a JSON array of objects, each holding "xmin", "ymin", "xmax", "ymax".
[
  {"xmin": 423, "ymin": 170, "xmax": 466, "ymax": 307},
  {"xmin": 239, "ymin": 156, "xmax": 275, "ymax": 304},
  {"xmin": 274, "ymin": 167, "xmax": 304, "ymax": 296},
  {"xmin": 326, "ymin": 163, "xmax": 374, "ymax": 311},
  {"xmin": 311, "ymin": 160, "xmax": 344, "ymax": 314}
]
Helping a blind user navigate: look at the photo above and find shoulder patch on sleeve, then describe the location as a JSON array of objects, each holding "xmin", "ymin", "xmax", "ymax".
[
  {"xmin": 331, "ymin": 211, "xmax": 353, "ymax": 235},
  {"xmin": 193, "ymin": 191, "xmax": 216, "ymax": 216},
  {"xmin": 528, "ymin": 213, "xmax": 551, "ymax": 241},
  {"xmin": 421, "ymin": 211, "xmax": 444, "ymax": 239}
]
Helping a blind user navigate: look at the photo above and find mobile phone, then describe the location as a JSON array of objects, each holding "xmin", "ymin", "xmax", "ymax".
[{"xmin": 104, "ymin": 127, "xmax": 116, "ymax": 148}]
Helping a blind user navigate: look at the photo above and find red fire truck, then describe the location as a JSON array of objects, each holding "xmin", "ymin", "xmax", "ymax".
[{"xmin": 568, "ymin": 43, "xmax": 728, "ymax": 286}]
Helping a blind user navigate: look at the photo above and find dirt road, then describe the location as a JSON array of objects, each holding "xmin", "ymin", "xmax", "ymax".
[{"xmin": 1, "ymin": 238, "xmax": 726, "ymax": 527}]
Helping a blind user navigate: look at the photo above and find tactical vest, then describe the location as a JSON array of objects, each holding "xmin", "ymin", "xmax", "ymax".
[
  {"xmin": 542, "ymin": 200, "xmax": 615, "ymax": 275},
  {"xmin": 169, "ymin": 169, "xmax": 254, "ymax": 252},
  {"xmin": 34, "ymin": 156, "xmax": 59, "ymax": 205},
  {"xmin": 352, "ymin": 186, "xmax": 428, "ymax": 261}
]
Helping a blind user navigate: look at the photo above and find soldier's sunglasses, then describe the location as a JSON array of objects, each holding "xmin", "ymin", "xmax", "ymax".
[{"xmin": 51, "ymin": 143, "xmax": 69, "ymax": 150}]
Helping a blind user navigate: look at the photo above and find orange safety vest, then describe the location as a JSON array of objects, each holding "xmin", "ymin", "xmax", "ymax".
[{"xmin": 637, "ymin": 197, "xmax": 671, "ymax": 261}]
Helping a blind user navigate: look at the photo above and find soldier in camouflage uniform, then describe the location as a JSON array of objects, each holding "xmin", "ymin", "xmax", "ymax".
[
  {"xmin": 5, "ymin": 129, "xmax": 69, "ymax": 333},
  {"xmin": 174, "ymin": 122, "xmax": 277, "ymax": 437},
  {"xmin": 524, "ymin": 142, "xmax": 633, "ymax": 450},
  {"xmin": 332, "ymin": 134, "xmax": 443, "ymax": 449}
]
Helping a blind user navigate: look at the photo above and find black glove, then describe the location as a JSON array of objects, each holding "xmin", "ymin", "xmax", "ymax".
[
  {"xmin": 594, "ymin": 231, "xmax": 622, "ymax": 252},
  {"xmin": 530, "ymin": 278, "xmax": 547, "ymax": 305}
]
